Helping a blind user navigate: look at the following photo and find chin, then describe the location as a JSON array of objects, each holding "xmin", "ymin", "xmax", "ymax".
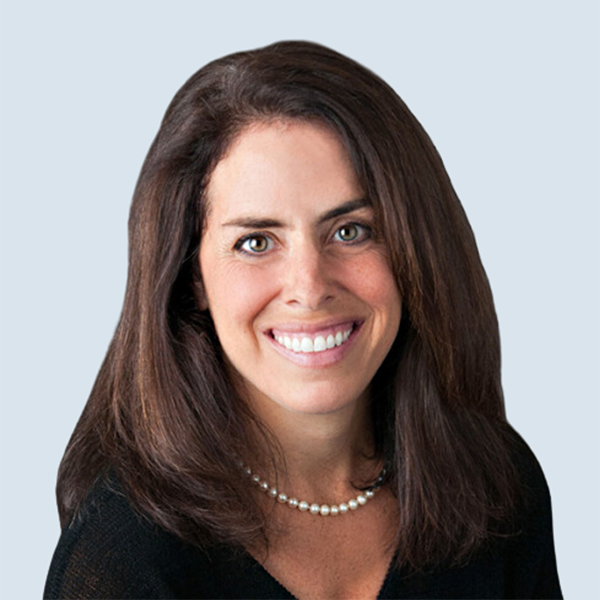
[{"xmin": 272, "ymin": 386, "xmax": 368, "ymax": 417}]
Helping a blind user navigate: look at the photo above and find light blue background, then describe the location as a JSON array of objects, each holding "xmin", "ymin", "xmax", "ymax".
[{"xmin": 1, "ymin": 1, "xmax": 598, "ymax": 598}]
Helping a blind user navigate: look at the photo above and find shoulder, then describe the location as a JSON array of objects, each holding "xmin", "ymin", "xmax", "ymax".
[
  {"xmin": 383, "ymin": 428, "xmax": 563, "ymax": 599},
  {"xmin": 44, "ymin": 476, "xmax": 218, "ymax": 599},
  {"xmin": 45, "ymin": 475, "xmax": 298, "ymax": 599},
  {"xmin": 505, "ymin": 426, "xmax": 554, "ymax": 522},
  {"xmin": 501, "ymin": 426, "xmax": 563, "ymax": 598}
]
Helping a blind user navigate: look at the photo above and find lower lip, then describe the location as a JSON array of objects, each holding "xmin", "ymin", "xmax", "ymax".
[{"xmin": 265, "ymin": 322, "xmax": 363, "ymax": 368}]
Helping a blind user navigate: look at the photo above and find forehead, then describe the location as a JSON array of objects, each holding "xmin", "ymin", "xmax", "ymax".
[{"xmin": 205, "ymin": 120, "xmax": 364, "ymax": 221}]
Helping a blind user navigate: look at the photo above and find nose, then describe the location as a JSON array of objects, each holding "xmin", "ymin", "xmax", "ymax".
[{"xmin": 282, "ymin": 242, "xmax": 335, "ymax": 310}]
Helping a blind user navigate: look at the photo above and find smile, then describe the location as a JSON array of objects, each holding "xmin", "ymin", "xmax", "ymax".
[{"xmin": 269, "ymin": 322, "xmax": 359, "ymax": 354}]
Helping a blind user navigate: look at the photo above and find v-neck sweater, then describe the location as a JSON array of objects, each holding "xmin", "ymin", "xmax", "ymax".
[{"xmin": 44, "ymin": 439, "xmax": 562, "ymax": 599}]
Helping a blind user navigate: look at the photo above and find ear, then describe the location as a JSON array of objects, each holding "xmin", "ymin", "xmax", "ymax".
[
  {"xmin": 198, "ymin": 295, "xmax": 209, "ymax": 312},
  {"xmin": 192, "ymin": 259, "xmax": 210, "ymax": 312},
  {"xmin": 195, "ymin": 278, "xmax": 210, "ymax": 312}
]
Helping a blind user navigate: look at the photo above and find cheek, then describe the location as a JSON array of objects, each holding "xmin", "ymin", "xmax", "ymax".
[
  {"xmin": 202, "ymin": 260, "xmax": 278, "ymax": 328},
  {"xmin": 343, "ymin": 253, "xmax": 400, "ymax": 312}
]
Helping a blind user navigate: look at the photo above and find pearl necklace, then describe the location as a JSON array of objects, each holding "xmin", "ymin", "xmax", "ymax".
[{"xmin": 242, "ymin": 464, "xmax": 387, "ymax": 516}]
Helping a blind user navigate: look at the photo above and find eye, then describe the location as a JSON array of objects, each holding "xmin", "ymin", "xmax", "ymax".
[
  {"xmin": 333, "ymin": 223, "xmax": 371, "ymax": 244},
  {"xmin": 235, "ymin": 234, "xmax": 273, "ymax": 255}
]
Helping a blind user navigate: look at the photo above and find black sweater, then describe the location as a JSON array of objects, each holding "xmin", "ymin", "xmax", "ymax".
[{"xmin": 44, "ymin": 441, "xmax": 562, "ymax": 599}]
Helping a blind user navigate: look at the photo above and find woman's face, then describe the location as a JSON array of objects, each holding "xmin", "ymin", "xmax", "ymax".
[{"xmin": 199, "ymin": 120, "xmax": 401, "ymax": 417}]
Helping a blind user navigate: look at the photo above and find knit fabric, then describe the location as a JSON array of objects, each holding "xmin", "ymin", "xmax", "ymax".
[{"xmin": 44, "ymin": 437, "xmax": 562, "ymax": 599}]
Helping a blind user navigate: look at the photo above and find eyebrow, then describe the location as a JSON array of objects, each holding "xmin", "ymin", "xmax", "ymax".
[{"xmin": 222, "ymin": 198, "xmax": 369, "ymax": 228}]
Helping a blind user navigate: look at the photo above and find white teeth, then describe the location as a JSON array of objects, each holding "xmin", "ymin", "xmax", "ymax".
[
  {"xmin": 314, "ymin": 336, "xmax": 326, "ymax": 352},
  {"xmin": 274, "ymin": 326, "xmax": 355, "ymax": 354},
  {"xmin": 300, "ymin": 338, "xmax": 314, "ymax": 353}
]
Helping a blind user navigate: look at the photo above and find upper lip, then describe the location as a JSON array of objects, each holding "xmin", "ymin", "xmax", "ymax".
[{"xmin": 266, "ymin": 318, "xmax": 363, "ymax": 336}]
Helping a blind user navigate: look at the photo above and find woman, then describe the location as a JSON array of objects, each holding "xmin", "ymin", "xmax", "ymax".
[{"xmin": 44, "ymin": 41, "xmax": 562, "ymax": 599}]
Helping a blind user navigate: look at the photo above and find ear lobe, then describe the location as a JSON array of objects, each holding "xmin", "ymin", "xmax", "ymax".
[
  {"xmin": 196, "ymin": 284, "xmax": 210, "ymax": 312},
  {"xmin": 193, "ymin": 274, "xmax": 210, "ymax": 312},
  {"xmin": 198, "ymin": 295, "xmax": 209, "ymax": 312},
  {"xmin": 192, "ymin": 250, "xmax": 210, "ymax": 311}
]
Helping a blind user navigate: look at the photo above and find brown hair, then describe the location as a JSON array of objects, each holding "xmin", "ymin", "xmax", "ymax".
[{"xmin": 57, "ymin": 40, "xmax": 519, "ymax": 570}]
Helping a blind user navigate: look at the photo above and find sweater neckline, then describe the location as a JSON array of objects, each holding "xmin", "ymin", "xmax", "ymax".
[{"xmin": 241, "ymin": 546, "xmax": 400, "ymax": 600}]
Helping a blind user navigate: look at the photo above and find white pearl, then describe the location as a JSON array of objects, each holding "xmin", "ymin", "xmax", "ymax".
[{"xmin": 244, "ymin": 464, "xmax": 386, "ymax": 516}]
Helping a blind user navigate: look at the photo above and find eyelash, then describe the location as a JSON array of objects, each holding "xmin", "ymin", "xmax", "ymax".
[{"xmin": 233, "ymin": 222, "xmax": 373, "ymax": 257}]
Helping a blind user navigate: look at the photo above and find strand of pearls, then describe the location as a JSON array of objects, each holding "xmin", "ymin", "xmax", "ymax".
[{"xmin": 242, "ymin": 464, "xmax": 386, "ymax": 516}]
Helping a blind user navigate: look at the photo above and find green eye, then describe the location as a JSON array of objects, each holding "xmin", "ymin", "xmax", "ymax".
[
  {"xmin": 247, "ymin": 237, "xmax": 269, "ymax": 252},
  {"xmin": 237, "ymin": 235, "xmax": 272, "ymax": 254},
  {"xmin": 333, "ymin": 222, "xmax": 372, "ymax": 245},
  {"xmin": 335, "ymin": 224, "xmax": 366, "ymax": 243},
  {"xmin": 338, "ymin": 225, "xmax": 358, "ymax": 241}
]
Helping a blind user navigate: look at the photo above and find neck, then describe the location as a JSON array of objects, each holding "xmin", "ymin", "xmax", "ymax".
[{"xmin": 243, "ymin": 384, "xmax": 380, "ymax": 500}]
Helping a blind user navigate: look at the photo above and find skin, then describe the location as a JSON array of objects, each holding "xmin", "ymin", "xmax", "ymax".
[{"xmin": 199, "ymin": 120, "xmax": 402, "ymax": 599}]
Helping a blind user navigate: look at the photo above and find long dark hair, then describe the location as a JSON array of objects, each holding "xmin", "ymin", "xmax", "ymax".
[{"xmin": 57, "ymin": 40, "xmax": 519, "ymax": 570}]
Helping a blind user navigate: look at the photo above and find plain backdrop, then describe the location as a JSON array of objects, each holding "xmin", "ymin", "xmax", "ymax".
[{"xmin": 1, "ymin": 1, "xmax": 598, "ymax": 598}]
